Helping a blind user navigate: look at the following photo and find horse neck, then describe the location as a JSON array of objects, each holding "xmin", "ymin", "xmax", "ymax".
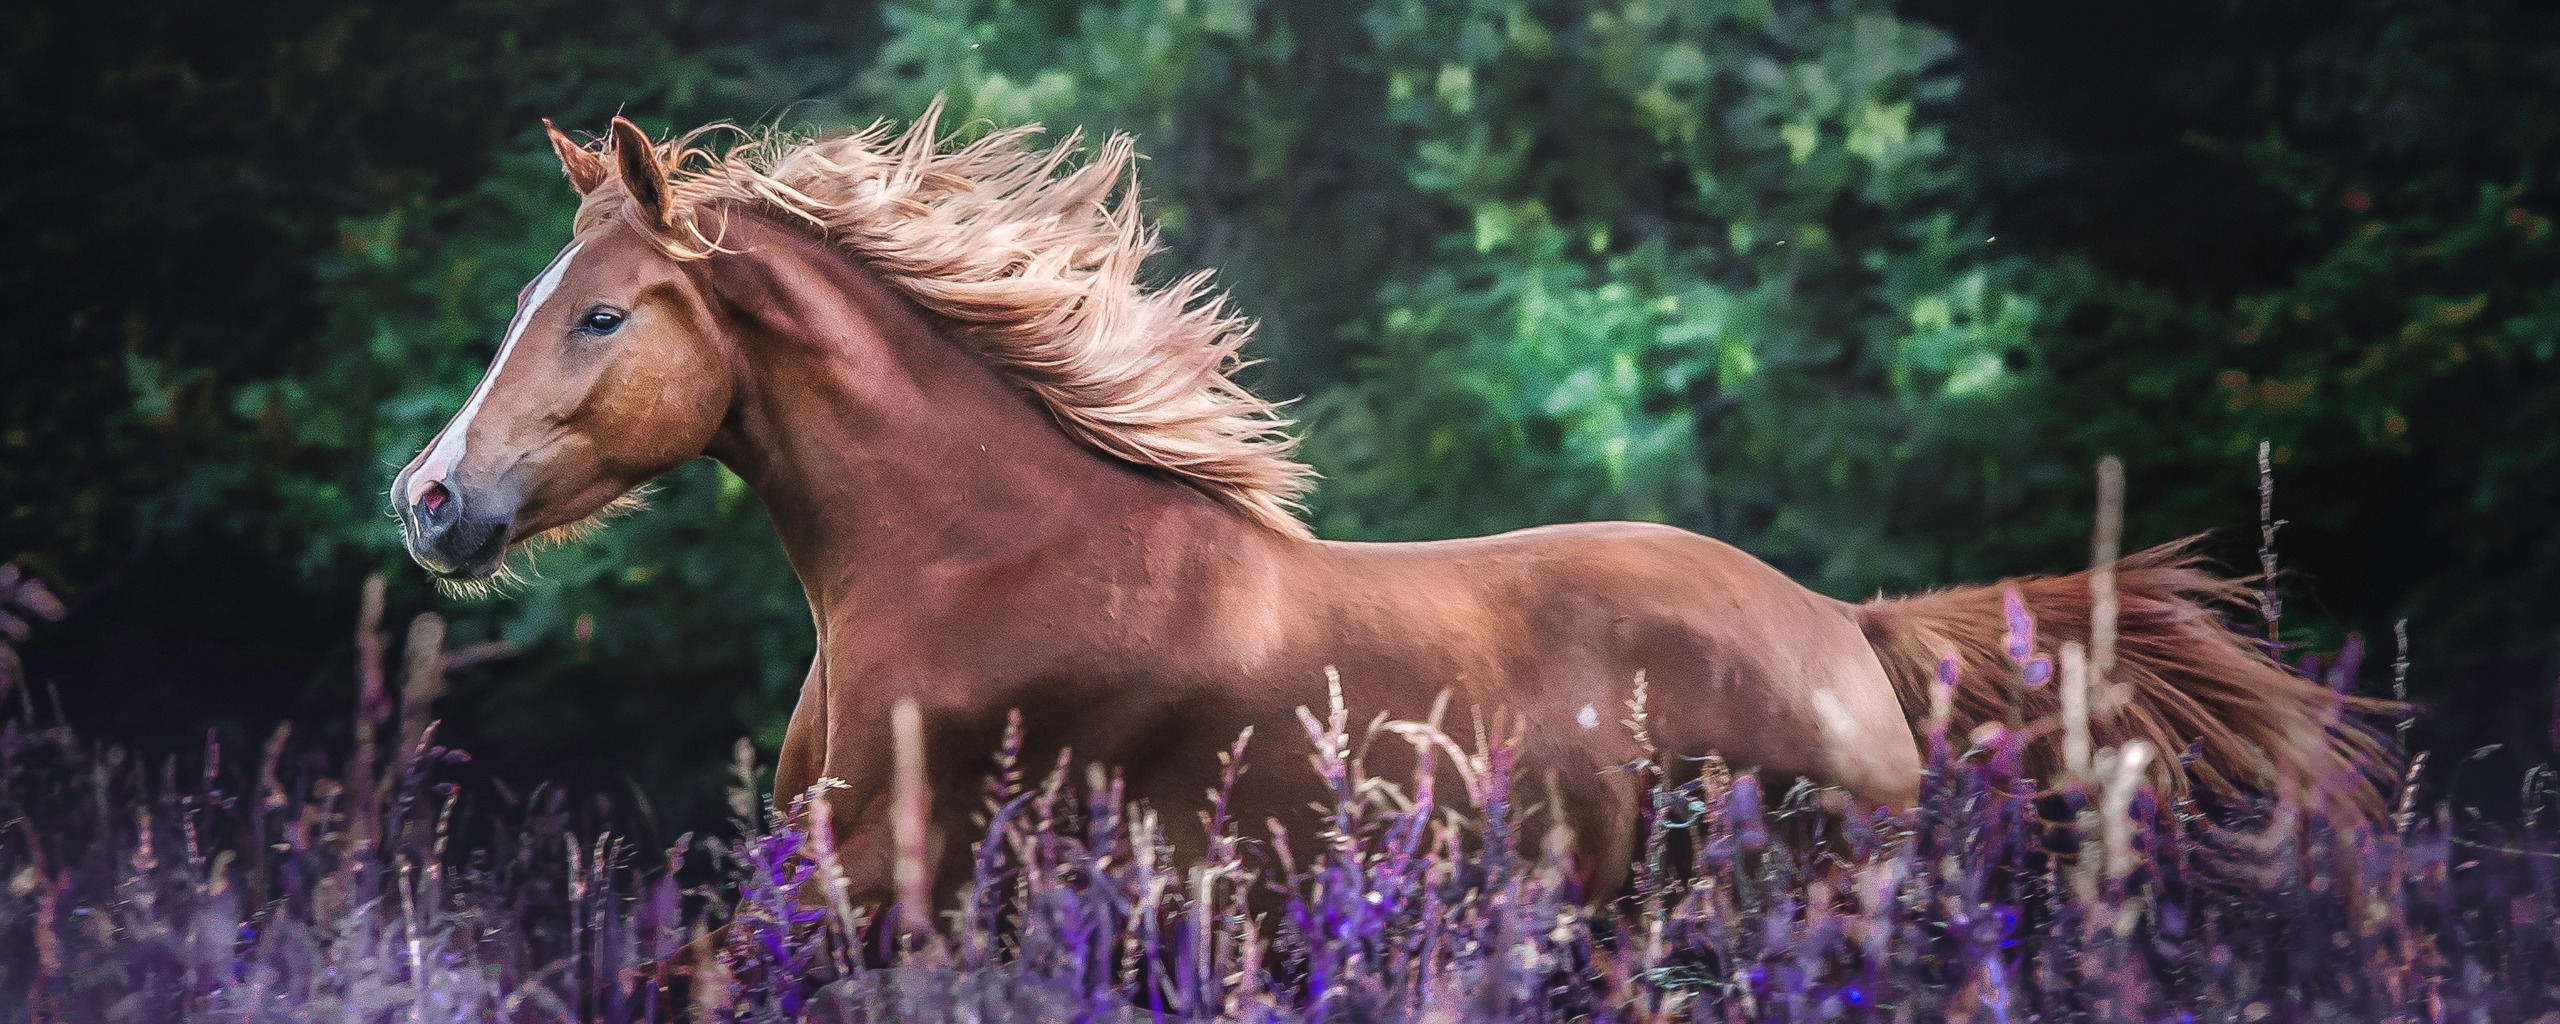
[{"xmin": 699, "ymin": 221, "xmax": 1242, "ymax": 618}]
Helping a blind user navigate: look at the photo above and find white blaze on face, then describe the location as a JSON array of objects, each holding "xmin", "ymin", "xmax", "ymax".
[{"xmin": 406, "ymin": 241, "xmax": 586, "ymax": 506}]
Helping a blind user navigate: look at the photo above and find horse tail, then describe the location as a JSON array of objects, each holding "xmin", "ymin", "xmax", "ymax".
[{"xmin": 1853, "ymin": 536, "xmax": 2398, "ymax": 824}]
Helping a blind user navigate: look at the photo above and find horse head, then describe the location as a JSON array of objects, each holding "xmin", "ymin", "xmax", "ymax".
[{"xmin": 393, "ymin": 119, "xmax": 732, "ymax": 585}]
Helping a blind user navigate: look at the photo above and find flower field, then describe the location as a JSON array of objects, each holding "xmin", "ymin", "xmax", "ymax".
[{"xmin": 2, "ymin": 586, "xmax": 2553, "ymax": 1022}]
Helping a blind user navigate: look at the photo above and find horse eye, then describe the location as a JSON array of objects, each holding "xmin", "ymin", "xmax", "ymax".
[{"xmin": 577, "ymin": 308, "xmax": 626, "ymax": 335}]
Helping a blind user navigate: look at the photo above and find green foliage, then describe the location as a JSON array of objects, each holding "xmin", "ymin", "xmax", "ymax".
[
  {"xmin": 863, "ymin": 0, "xmax": 1434, "ymax": 392},
  {"xmin": 1995, "ymin": 0, "xmax": 2560, "ymax": 747},
  {"xmin": 2, "ymin": 0, "xmax": 883, "ymax": 809},
  {"xmin": 1309, "ymin": 0, "xmax": 2043, "ymax": 598},
  {"xmin": 9, "ymin": 0, "xmax": 2558, "ymax": 811},
  {"xmin": 868, "ymin": 0, "xmax": 2042, "ymax": 595}
]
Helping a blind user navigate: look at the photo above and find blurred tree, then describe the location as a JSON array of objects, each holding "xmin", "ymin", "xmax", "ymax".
[
  {"xmin": 1912, "ymin": 0, "xmax": 2560, "ymax": 755},
  {"xmin": 8, "ymin": 0, "xmax": 2555, "ymax": 823},
  {"xmin": 1306, "ymin": 0, "xmax": 2042, "ymax": 600},
  {"xmin": 1, "ymin": 0, "xmax": 885, "ymax": 823},
  {"xmin": 861, "ymin": 0, "xmax": 1435, "ymax": 396},
  {"xmin": 866, "ymin": 0, "xmax": 2038, "ymax": 596}
]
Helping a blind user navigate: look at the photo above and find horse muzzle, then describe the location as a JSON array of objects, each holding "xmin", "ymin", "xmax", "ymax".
[{"xmin": 396, "ymin": 475, "xmax": 517, "ymax": 580}]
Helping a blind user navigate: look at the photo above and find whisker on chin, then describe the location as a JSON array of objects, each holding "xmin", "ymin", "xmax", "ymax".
[
  {"xmin": 426, "ymin": 489, "xmax": 651, "ymax": 602},
  {"xmin": 527, "ymin": 487, "xmax": 653, "ymax": 549},
  {"xmin": 430, "ymin": 561, "xmax": 524, "ymax": 601}
]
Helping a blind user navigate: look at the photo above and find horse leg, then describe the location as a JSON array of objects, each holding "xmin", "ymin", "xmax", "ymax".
[{"xmin": 1649, "ymin": 610, "xmax": 1923, "ymax": 813}]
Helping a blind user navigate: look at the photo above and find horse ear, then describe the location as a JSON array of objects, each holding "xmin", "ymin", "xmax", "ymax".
[
  {"xmin": 544, "ymin": 119, "xmax": 608, "ymax": 195},
  {"xmin": 607, "ymin": 116, "xmax": 673, "ymax": 228}
]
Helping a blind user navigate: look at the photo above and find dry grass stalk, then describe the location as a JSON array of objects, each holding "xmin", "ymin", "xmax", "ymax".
[
  {"xmin": 891, "ymin": 695, "xmax": 930, "ymax": 939},
  {"xmin": 2100, "ymin": 741, "xmax": 2154, "ymax": 881},
  {"xmin": 2257, "ymin": 440, "xmax": 2283, "ymax": 635},
  {"xmin": 2061, "ymin": 641, "xmax": 2093, "ymax": 785},
  {"xmin": 348, "ymin": 574, "xmax": 389, "ymax": 855},
  {"xmin": 396, "ymin": 612, "xmax": 445, "ymax": 759},
  {"xmin": 2091, "ymin": 455, "xmax": 2124, "ymax": 713}
]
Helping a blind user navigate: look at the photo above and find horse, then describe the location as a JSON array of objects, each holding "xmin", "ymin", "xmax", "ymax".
[{"xmin": 391, "ymin": 108, "xmax": 2390, "ymax": 923}]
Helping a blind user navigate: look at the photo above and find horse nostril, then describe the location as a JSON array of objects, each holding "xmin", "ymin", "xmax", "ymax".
[{"xmin": 418, "ymin": 480, "xmax": 452, "ymax": 520}]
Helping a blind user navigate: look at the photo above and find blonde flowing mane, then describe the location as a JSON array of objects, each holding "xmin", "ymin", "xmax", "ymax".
[{"xmin": 567, "ymin": 103, "xmax": 1314, "ymax": 537}]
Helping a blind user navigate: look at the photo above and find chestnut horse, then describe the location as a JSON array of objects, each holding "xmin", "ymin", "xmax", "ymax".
[{"xmin": 392, "ymin": 110, "xmax": 2387, "ymax": 914}]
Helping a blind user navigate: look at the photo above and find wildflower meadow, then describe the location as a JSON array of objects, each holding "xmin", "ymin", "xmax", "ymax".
[{"xmin": 3, "ymin": 557, "xmax": 2554, "ymax": 1022}]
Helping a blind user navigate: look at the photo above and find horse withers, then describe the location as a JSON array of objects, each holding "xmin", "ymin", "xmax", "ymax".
[{"xmin": 391, "ymin": 110, "xmax": 2391, "ymax": 935}]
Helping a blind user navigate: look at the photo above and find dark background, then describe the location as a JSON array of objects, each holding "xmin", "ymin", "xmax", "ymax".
[{"xmin": 5, "ymin": 0, "xmax": 2553, "ymax": 836}]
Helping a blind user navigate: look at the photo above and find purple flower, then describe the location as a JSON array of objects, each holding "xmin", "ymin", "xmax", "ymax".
[{"xmin": 2001, "ymin": 584, "xmax": 2036, "ymax": 663}]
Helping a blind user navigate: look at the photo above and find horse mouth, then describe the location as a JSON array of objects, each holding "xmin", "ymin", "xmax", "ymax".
[
  {"xmin": 426, "ymin": 558, "xmax": 507, "ymax": 584},
  {"xmin": 409, "ymin": 516, "xmax": 515, "ymax": 581}
]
